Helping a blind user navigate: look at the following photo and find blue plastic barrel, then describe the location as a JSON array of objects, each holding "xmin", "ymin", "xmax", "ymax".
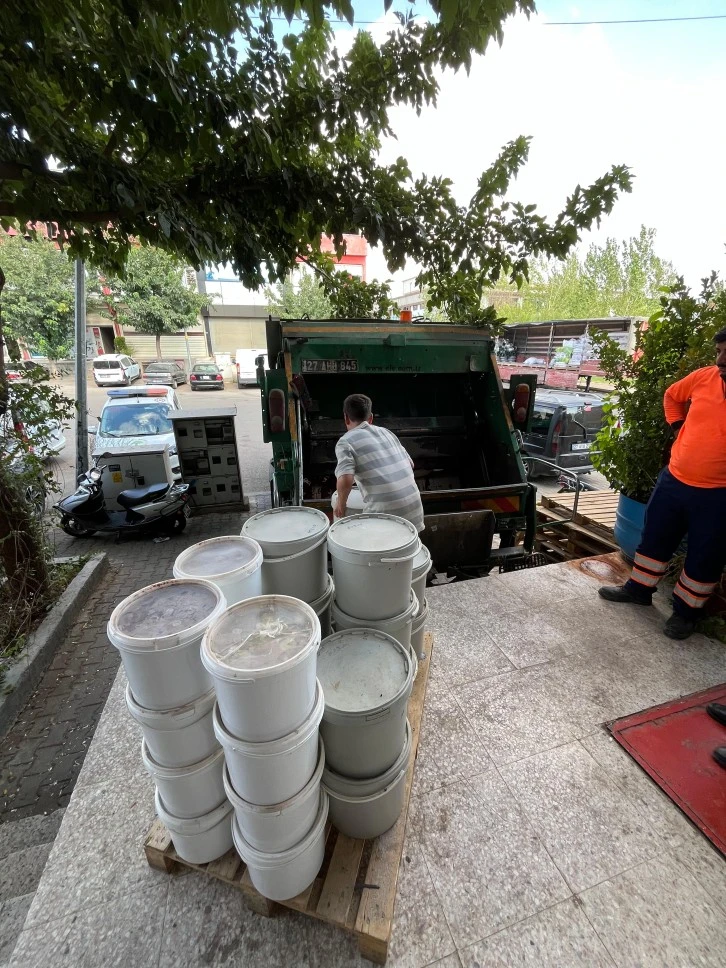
[{"xmin": 613, "ymin": 492, "xmax": 647, "ymax": 563}]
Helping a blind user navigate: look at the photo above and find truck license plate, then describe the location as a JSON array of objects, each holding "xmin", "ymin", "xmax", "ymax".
[
  {"xmin": 301, "ymin": 359, "xmax": 358, "ymax": 373},
  {"xmin": 572, "ymin": 442, "xmax": 591, "ymax": 451}
]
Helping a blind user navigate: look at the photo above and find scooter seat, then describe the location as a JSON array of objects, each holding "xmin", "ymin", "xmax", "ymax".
[{"xmin": 117, "ymin": 482, "xmax": 170, "ymax": 509}]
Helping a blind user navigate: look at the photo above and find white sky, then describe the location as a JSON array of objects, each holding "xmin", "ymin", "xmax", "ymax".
[{"xmin": 347, "ymin": 6, "xmax": 726, "ymax": 292}]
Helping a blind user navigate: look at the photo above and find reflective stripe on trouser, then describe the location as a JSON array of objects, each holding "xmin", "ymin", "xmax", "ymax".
[{"xmin": 624, "ymin": 467, "xmax": 726, "ymax": 619}]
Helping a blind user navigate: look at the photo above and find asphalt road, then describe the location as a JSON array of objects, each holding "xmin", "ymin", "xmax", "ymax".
[{"xmin": 50, "ymin": 375, "xmax": 272, "ymax": 501}]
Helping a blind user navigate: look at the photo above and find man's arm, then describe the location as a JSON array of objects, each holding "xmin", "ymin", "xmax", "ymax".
[
  {"xmin": 335, "ymin": 474, "xmax": 355, "ymax": 518},
  {"xmin": 663, "ymin": 371, "xmax": 699, "ymax": 426}
]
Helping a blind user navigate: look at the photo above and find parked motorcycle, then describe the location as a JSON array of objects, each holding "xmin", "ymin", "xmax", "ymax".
[{"xmin": 55, "ymin": 464, "xmax": 191, "ymax": 538}]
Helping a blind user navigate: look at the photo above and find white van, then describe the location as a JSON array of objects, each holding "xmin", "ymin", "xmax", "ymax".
[
  {"xmin": 92, "ymin": 353, "xmax": 141, "ymax": 386},
  {"xmin": 235, "ymin": 348, "xmax": 265, "ymax": 388}
]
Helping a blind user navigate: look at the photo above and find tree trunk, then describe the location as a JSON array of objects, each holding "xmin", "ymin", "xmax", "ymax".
[{"xmin": 156, "ymin": 333, "xmax": 162, "ymax": 360}]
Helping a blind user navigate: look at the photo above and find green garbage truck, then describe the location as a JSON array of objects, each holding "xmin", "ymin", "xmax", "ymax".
[{"xmin": 257, "ymin": 317, "xmax": 538, "ymax": 573}]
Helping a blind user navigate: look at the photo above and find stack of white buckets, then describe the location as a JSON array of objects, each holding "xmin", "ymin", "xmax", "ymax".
[{"xmin": 106, "ymin": 507, "xmax": 431, "ymax": 903}]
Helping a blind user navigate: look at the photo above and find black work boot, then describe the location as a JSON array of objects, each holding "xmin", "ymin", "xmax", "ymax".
[
  {"xmin": 712, "ymin": 747, "xmax": 726, "ymax": 769},
  {"xmin": 598, "ymin": 584, "xmax": 652, "ymax": 606},
  {"xmin": 663, "ymin": 613, "xmax": 696, "ymax": 640},
  {"xmin": 707, "ymin": 703, "xmax": 726, "ymax": 727}
]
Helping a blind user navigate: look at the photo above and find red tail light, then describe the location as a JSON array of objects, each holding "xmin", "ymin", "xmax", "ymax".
[
  {"xmin": 551, "ymin": 422, "xmax": 561, "ymax": 453},
  {"xmin": 215, "ymin": 374, "xmax": 222, "ymax": 381},
  {"xmin": 512, "ymin": 383, "xmax": 530, "ymax": 425},
  {"xmin": 190, "ymin": 374, "xmax": 197, "ymax": 380}
]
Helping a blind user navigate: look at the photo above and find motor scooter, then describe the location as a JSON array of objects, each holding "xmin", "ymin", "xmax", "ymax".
[{"xmin": 55, "ymin": 464, "xmax": 191, "ymax": 539}]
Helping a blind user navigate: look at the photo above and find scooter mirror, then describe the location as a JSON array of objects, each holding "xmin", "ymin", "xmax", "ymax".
[{"xmin": 89, "ymin": 468, "xmax": 102, "ymax": 482}]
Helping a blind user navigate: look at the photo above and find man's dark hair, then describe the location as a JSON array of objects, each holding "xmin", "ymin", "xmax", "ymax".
[
  {"xmin": 343, "ymin": 393, "xmax": 372, "ymax": 423},
  {"xmin": 714, "ymin": 328, "xmax": 726, "ymax": 344}
]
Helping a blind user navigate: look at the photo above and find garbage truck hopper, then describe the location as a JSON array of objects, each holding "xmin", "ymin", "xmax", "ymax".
[{"xmin": 257, "ymin": 317, "xmax": 538, "ymax": 572}]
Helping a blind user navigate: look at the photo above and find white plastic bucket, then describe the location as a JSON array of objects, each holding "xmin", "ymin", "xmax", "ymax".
[
  {"xmin": 213, "ymin": 680, "xmax": 324, "ymax": 805},
  {"xmin": 330, "ymin": 487, "xmax": 365, "ymax": 516},
  {"xmin": 331, "ymin": 590, "xmax": 418, "ymax": 654},
  {"xmin": 327, "ymin": 513, "xmax": 419, "ymax": 620},
  {"xmin": 324, "ymin": 766, "xmax": 407, "ymax": 840},
  {"xmin": 201, "ymin": 595, "xmax": 320, "ymax": 742},
  {"xmin": 260, "ymin": 530, "xmax": 328, "ymax": 603},
  {"xmin": 125, "ymin": 684, "xmax": 217, "ymax": 769},
  {"xmin": 310, "ymin": 574, "xmax": 334, "ymax": 638},
  {"xmin": 173, "ymin": 536, "xmax": 263, "ymax": 606},
  {"xmin": 322, "ymin": 720, "xmax": 411, "ymax": 799},
  {"xmin": 223, "ymin": 737, "xmax": 324, "ymax": 852},
  {"xmin": 241, "ymin": 506, "xmax": 329, "ymax": 558},
  {"xmin": 317, "ymin": 629, "xmax": 414, "ymax": 779},
  {"xmin": 232, "ymin": 791, "xmax": 329, "ymax": 901},
  {"xmin": 411, "ymin": 542, "xmax": 431, "ymax": 611},
  {"xmin": 142, "ymin": 740, "xmax": 226, "ymax": 819},
  {"xmin": 410, "ymin": 596, "xmax": 428, "ymax": 661},
  {"xmin": 107, "ymin": 579, "xmax": 226, "ymax": 711},
  {"xmin": 155, "ymin": 789, "xmax": 233, "ymax": 864}
]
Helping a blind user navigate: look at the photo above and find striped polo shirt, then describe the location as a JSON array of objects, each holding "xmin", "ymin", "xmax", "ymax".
[{"xmin": 335, "ymin": 422, "xmax": 425, "ymax": 531}]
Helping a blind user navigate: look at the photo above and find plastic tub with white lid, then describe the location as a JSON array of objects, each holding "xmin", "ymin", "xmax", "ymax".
[
  {"xmin": 142, "ymin": 740, "xmax": 226, "ymax": 819},
  {"xmin": 232, "ymin": 790, "xmax": 329, "ymax": 901},
  {"xmin": 323, "ymin": 725, "xmax": 410, "ymax": 840},
  {"xmin": 201, "ymin": 594, "xmax": 320, "ymax": 742},
  {"xmin": 317, "ymin": 628, "xmax": 414, "ymax": 779},
  {"xmin": 411, "ymin": 541, "xmax": 432, "ymax": 611},
  {"xmin": 223, "ymin": 736, "xmax": 325, "ymax": 852},
  {"xmin": 155, "ymin": 789, "xmax": 233, "ymax": 864},
  {"xmin": 410, "ymin": 596, "xmax": 428, "ymax": 660},
  {"xmin": 327, "ymin": 513, "xmax": 419, "ymax": 621},
  {"xmin": 107, "ymin": 578, "xmax": 226, "ymax": 711},
  {"xmin": 331, "ymin": 589, "xmax": 418, "ymax": 653},
  {"xmin": 213, "ymin": 679, "xmax": 324, "ymax": 804},
  {"xmin": 241, "ymin": 506, "xmax": 329, "ymax": 558},
  {"xmin": 330, "ymin": 486, "xmax": 364, "ymax": 516},
  {"xmin": 173, "ymin": 535, "xmax": 263, "ymax": 605},
  {"xmin": 125, "ymin": 684, "xmax": 217, "ymax": 769},
  {"xmin": 310, "ymin": 574, "xmax": 334, "ymax": 638}
]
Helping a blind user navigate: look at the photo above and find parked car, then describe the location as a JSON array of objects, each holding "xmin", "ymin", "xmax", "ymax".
[
  {"xmin": 190, "ymin": 362, "xmax": 224, "ymax": 390},
  {"xmin": 1, "ymin": 389, "xmax": 66, "ymax": 459},
  {"xmin": 520, "ymin": 388, "xmax": 605, "ymax": 478},
  {"xmin": 144, "ymin": 361, "xmax": 187, "ymax": 388},
  {"xmin": 90, "ymin": 386, "xmax": 181, "ymax": 479},
  {"xmin": 236, "ymin": 348, "xmax": 265, "ymax": 388},
  {"xmin": 92, "ymin": 353, "xmax": 141, "ymax": 387},
  {"xmin": 6, "ymin": 360, "xmax": 50, "ymax": 381}
]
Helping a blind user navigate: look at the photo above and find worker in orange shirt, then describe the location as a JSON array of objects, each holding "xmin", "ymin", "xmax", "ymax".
[{"xmin": 599, "ymin": 328, "xmax": 726, "ymax": 641}]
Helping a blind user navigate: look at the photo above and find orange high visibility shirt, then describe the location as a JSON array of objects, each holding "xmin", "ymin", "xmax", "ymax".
[{"xmin": 664, "ymin": 365, "xmax": 726, "ymax": 487}]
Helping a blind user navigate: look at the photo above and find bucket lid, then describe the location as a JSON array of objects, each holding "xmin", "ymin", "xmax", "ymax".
[
  {"xmin": 232, "ymin": 789, "xmax": 329, "ymax": 867},
  {"xmin": 174, "ymin": 536, "xmax": 262, "ymax": 580},
  {"xmin": 412, "ymin": 541, "xmax": 432, "ymax": 579},
  {"xmin": 411, "ymin": 596, "xmax": 429, "ymax": 631},
  {"xmin": 155, "ymin": 788, "xmax": 232, "ymax": 835},
  {"xmin": 317, "ymin": 629, "xmax": 411, "ymax": 714},
  {"xmin": 202, "ymin": 595, "xmax": 320, "ymax": 679},
  {"xmin": 310, "ymin": 573, "xmax": 334, "ymax": 612},
  {"xmin": 242, "ymin": 507, "xmax": 328, "ymax": 546},
  {"xmin": 328, "ymin": 513, "xmax": 418, "ymax": 555},
  {"xmin": 125, "ymin": 682, "xmax": 216, "ymax": 728},
  {"xmin": 108, "ymin": 579, "xmax": 225, "ymax": 652}
]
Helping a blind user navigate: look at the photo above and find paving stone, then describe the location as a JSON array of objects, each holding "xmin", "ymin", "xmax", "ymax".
[
  {"xmin": 0, "ymin": 843, "xmax": 52, "ymax": 903},
  {"xmin": 0, "ymin": 893, "xmax": 33, "ymax": 965},
  {"xmin": 0, "ymin": 810, "xmax": 65, "ymax": 862}
]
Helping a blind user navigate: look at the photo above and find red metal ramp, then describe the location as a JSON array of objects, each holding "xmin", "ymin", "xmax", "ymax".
[{"xmin": 609, "ymin": 684, "xmax": 726, "ymax": 856}]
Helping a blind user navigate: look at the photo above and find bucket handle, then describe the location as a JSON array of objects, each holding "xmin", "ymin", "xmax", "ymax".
[
  {"xmin": 264, "ymin": 530, "xmax": 328, "ymax": 564},
  {"xmin": 364, "ymin": 707, "xmax": 393, "ymax": 723},
  {"xmin": 375, "ymin": 550, "xmax": 418, "ymax": 565}
]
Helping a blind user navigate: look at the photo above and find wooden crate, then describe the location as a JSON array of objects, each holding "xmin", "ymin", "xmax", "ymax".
[
  {"xmin": 536, "ymin": 491, "xmax": 620, "ymax": 562},
  {"xmin": 144, "ymin": 633, "xmax": 433, "ymax": 965}
]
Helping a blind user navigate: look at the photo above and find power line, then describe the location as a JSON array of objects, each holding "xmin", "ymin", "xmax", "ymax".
[{"xmin": 544, "ymin": 13, "xmax": 726, "ymax": 26}]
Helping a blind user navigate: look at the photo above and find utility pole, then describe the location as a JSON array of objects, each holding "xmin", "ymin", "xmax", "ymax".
[{"xmin": 74, "ymin": 259, "xmax": 89, "ymax": 480}]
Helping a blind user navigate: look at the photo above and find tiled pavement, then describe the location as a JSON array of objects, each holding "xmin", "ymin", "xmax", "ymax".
[
  {"xmin": 8, "ymin": 557, "xmax": 726, "ymax": 968},
  {"xmin": 0, "ymin": 503, "xmax": 267, "ymax": 822}
]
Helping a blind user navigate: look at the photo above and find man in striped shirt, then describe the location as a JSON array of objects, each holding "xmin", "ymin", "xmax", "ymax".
[{"xmin": 334, "ymin": 393, "xmax": 424, "ymax": 531}]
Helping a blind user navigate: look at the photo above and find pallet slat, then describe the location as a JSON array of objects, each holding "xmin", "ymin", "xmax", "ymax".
[{"xmin": 143, "ymin": 632, "xmax": 433, "ymax": 965}]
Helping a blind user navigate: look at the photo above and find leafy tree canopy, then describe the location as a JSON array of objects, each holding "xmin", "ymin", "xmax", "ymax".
[
  {"xmin": 267, "ymin": 269, "xmax": 333, "ymax": 319},
  {"xmin": 1, "ymin": 0, "xmax": 630, "ymax": 323},
  {"xmin": 502, "ymin": 225, "xmax": 676, "ymax": 324},
  {"xmin": 0, "ymin": 235, "xmax": 75, "ymax": 359},
  {"xmin": 98, "ymin": 246, "xmax": 210, "ymax": 359}
]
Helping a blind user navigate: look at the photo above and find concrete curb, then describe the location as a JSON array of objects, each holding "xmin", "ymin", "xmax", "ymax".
[{"xmin": 0, "ymin": 554, "xmax": 109, "ymax": 736}]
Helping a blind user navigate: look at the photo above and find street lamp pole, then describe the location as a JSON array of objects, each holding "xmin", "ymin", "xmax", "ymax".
[{"xmin": 74, "ymin": 258, "xmax": 89, "ymax": 480}]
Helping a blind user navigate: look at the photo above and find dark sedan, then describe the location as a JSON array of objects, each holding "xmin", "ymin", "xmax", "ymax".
[{"xmin": 190, "ymin": 362, "xmax": 225, "ymax": 390}]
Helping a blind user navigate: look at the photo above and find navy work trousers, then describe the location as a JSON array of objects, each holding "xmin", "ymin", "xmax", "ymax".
[{"xmin": 625, "ymin": 468, "xmax": 726, "ymax": 620}]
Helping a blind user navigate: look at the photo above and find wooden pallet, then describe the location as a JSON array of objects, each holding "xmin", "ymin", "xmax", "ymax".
[
  {"xmin": 144, "ymin": 632, "xmax": 433, "ymax": 965},
  {"xmin": 536, "ymin": 491, "xmax": 620, "ymax": 562}
]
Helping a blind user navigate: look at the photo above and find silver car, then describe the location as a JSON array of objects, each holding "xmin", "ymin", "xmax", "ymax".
[{"xmin": 144, "ymin": 361, "xmax": 187, "ymax": 388}]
